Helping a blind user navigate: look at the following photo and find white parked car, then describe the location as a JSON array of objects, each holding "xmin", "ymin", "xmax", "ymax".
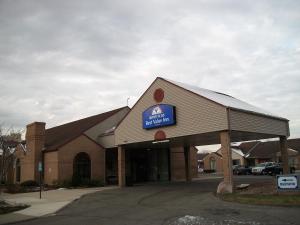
[{"xmin": 251, "ymin": 162, "xmax": 275, "ymax": 175}]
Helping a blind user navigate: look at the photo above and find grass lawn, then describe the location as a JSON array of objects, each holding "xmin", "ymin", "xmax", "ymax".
[{"xmin": 219, "ymin": 193, "xmax": 300, "ymax": 206}]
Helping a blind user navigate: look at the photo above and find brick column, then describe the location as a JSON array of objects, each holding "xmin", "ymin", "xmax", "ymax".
[
  {"xmin": 118, "ymin": 146, "xmax": 126, "ymax": 187},
  {"xmin": 184, "ymin": 146, "xmax": 192, "ymax": 182},
  {"xmin": 280, "ymin": 136, "xmax": 289, "ymax": 174},
  {"xmin": 217, "ymin": 131, "xmax": 233, "ymax": 193}
]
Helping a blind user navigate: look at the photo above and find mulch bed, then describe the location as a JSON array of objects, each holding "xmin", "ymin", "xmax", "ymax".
[
  {"xmin": 235, "ymin": 181, "xmax": 300, "ymax": 195},
  {"xmin": 0, "ymin": 200, "xmax": 29, "ymax": 214}
]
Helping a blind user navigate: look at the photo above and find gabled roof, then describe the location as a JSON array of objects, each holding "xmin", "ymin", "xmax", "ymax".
[
  {"xmin": 163, "ymin": 78, "xmax": 286, "ymax": 120},
  {"xmin": 238, "ymin": 141, "xmax": 260, "ymax": 156},
  {"xmin": 232, "ymin": 148, "xmax": 245, "ymax": 157},
  {"xmin": 214, "ymin": 152, "xmax": 222, "ymax": 158},
  {"xmin": 245, "ymin": 141, "xmax": 278, "ymax": 159},
  {"xmin": 237, "ymin": 138, "xmax": 300, "ymax": 159},
  {"xmin": 44, "ymin": 106, "xmax": 128, "ymax": 151},
  {"xmin": 287, "ymin": 138, "xmax": 300, "ymax": 153},
  {"xmin": 197, "ymin": 153, "xmax": 209, "ymax": 161},
  {"xmin": 202, "ymin": 151, "xmax": 222, "ymax": 161}
]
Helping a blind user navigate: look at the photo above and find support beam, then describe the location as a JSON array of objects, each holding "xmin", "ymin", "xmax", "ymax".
[
  {"xmin": 118, "ymin": 146, "xmax": 126, "ymax": 187},
  {"xmin": 280, "ymin": 136, "xmax": 289, "ymax": 174},
  {"xmin": 217, "ymin": 131, "xmax": 233, "ymax": 193},
  {"xmin": 184, "ymin": 146, "xmax": 192, "ymax": 182}
]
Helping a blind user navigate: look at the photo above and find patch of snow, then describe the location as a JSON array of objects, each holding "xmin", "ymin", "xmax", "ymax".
[
  {"xmin": 166, "ymin": 78, "xmax": 284, "ymax": 120},
  {"xmin": 232, "ymin": 148, "xmax": 245, "ymax": 157},
  {"xmin": 166, "ymin": 215, "xmax": 264, "ymax": 225}
]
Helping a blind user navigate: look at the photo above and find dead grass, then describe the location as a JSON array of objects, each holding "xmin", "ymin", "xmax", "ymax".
[
  {"xmin": 219, "ymin": 181, "xmax": 300, "ymax": 206},
  {"xmin": 220, "ymin": 193, "xmax": 300, "ymax": 206}
]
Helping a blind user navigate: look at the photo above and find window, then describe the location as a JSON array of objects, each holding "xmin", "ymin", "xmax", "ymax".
[
  {"xmin": 232, "ymin": 159, "xmax": 241, "ymax": 166},
  {"xmin": 73, "ymin": 152, "xmax": 91, "ymax": 180},
  {"xmin": 210, "ymin": 157, "xmax": 216, "ymax": 170}
]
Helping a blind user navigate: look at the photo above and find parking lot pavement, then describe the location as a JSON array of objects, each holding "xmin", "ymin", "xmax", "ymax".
[
  {"xmin": 0, "ymin": 186, "xmax": 117, "ymax": 225},
  {"xmin": 4, "ymin": 176, "xmax": 300, "ymax": 225}
]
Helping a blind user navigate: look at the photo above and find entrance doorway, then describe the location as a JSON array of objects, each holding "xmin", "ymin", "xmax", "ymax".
[{"xmin": 127, "ymin": 148, "xmax": 170, "ymax": 184}]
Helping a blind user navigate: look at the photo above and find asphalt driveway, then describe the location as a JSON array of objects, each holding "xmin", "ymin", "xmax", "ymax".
[{"xmin": 10, "ymin": 176, "xmax": 300, "ymax": 225}]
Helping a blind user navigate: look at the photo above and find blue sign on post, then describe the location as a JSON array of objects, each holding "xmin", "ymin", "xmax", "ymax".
[{"xmin": 142, "ymin": 104, "xmax": 176, "ymax": 129}]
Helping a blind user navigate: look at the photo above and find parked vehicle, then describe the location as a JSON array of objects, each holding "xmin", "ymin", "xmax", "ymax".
[
  {"xmin": 264, "ymin": 163, "xmax": 296, "ymax": 175},
  {"xmin": 233, "ymin": 165, "xmax": 252, "ymax": 175},
  {"xmin": 251, "ymin": 162, "xmax": 275, "ymax": 175}
]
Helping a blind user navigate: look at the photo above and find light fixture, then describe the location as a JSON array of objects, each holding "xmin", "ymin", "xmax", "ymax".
[{"xmin": 152, "ymin": 139, "xmax": 170, "ymax": 144}]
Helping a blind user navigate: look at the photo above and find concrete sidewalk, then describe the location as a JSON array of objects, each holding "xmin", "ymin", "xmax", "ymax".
[{"xmin": 0, "ymin": 186, "xmax": 117, "ymax": 224}]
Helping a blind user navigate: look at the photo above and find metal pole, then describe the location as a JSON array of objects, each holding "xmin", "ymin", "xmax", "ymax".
[{"xmin": 39, "ymin": 171, "xmax": 41, "ymax": 199}]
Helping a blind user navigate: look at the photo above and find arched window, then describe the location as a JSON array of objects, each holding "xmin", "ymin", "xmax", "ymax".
[
  {"xmin": 210, "ymin": 157, "xmax": 216, "ymax": 170},
  {"xmin": 16, "ymin": 159, "xmax": 21, "ymax": 182},
  {"xmin": 73, "ymin": 152, "xmax": 91, "ymax": 180}
]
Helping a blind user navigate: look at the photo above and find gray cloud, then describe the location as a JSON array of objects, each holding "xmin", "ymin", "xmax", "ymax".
[{"xmin": 0, "ymin": 0, "xmax": 300, "ymax": 138}]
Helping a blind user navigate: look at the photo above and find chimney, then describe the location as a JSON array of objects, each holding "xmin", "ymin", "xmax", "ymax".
[{"xmin": 25, "ymin": 122, "xmax": 46, "ymax": 182}]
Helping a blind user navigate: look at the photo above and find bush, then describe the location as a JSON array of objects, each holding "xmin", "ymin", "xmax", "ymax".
[
  {"xmin": 5, "ymin": 184, "xmax": 26, "ymax": 194},
  {"xmin": 71, "ymin": 174, "xmax": 82, "ymax": 187},
  {"xmin": 56, "ymin": 178, "xmax": 104, "ymax": 188},
  {"xmin": 20, "ymin": 180, "xmax": 39, "ymax": 187},
  {"xmin": 59, "ymin": 179, "xmax": 73, "ymax": 188},
  {"xmin": 88, "ymin": 179, "xmax": 104, "ymax": 187}
]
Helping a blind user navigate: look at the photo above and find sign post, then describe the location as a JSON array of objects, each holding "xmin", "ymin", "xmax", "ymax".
[{"xmin": 38, "ymin": 162, "xmax": 43, "ymax": 199}]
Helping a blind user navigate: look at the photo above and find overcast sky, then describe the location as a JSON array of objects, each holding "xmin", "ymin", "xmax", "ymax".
[{"xmin": 0, "ymin": 0, "xmax": 300, "ymax": 140}]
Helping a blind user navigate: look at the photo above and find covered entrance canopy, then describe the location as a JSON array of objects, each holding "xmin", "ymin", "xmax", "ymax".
[{"xmin": 115, "ymin": 77, "xmax": 289, "ymax": 193}]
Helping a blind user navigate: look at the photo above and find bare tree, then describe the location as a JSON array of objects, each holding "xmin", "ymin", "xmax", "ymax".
[{"xmin": 0, "ymin": 126, "xmax": 23, "ymax": 184}]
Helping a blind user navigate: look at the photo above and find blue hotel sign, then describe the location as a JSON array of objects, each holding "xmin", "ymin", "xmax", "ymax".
[{"xmin": 142, "ymin": 104, "xmax": 176, "ymax": 129}]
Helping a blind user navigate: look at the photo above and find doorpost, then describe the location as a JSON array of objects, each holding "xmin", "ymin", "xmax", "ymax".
[
  {"xmin": 217, "ymin": 131, "xmax": 233, "ymax": 193},
  {"xmin": 118, "ymin": 146, "xmax": 126, "ymax": 187},
  {"xmin": 280, "ymin": 136, "xmax": 289, "ymax": 174}
]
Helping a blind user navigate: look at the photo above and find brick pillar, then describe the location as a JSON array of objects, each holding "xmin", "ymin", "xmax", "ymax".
[
  {"xmin": 280, "ymin": 136, "xmax": 289, "ymax": 174},
  {"xmin": 184, "ymin": 146, "xmax": 192, "ymax": 182},
  {"xmin": 118, "ymin": 146, "xmax": 126, "ymax": 187},
  {"xmin": 217, "ymin": 131, "xmax": 233, "ymax": 193},
  {"xmin": 25, "ymin": 122, "xmax": 45, "ymax": 182}
]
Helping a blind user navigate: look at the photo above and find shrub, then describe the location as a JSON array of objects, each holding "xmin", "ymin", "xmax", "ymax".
[
  {"xmin": 88, "ymin": 179, "xmax": 104, "ymax": 187},
  {"xmin": 20, "ymin": 180, "xmax": 39, "ymax": 187},
  {"xmin": 59, "ymin": 179, "xmax": 73, "ymax": 188},
  {"xmin": 6, "ymin": 184, "xmax": 26, "ymax": 193},
  {"xmin": 71, "ymin": 174, "xmax": 82, "ymax": 187},
  {"xmin": 56, "ymin": 178, "xmax": 104, "ymax": 188}
]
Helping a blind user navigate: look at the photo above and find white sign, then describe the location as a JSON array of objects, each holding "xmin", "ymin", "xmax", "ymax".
[
  {"xmin": 277, "ymin": 175, "xmax": 299, "ymax": 190},
  {"xmin": 38, "ymin": 162, "xmax": 43, "ymax": 172}
]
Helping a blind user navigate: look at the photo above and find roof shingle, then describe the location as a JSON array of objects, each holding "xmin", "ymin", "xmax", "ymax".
[{"xmin": 44, "ymin": 106, "xmax": 128, "ymax": 151}]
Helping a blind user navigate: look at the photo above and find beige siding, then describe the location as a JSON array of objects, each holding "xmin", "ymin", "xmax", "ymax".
[
  {"xmin": 98, "ymin": 134, "xmax": 115, "ymax": 148},
  {"xmin": 115, "ymin": 78, "xmax": 228, "ymax": 145},
  {"xmin": 85, "ymin": 107, "xmax": 129, "ymax": 145},
  {"xmin": 44, "ymin": 151, "xmax": 58, "ymax": 185},
  {"xmin": 229, "ymin": 110, "xmax": 289, "ymax": 136}
]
